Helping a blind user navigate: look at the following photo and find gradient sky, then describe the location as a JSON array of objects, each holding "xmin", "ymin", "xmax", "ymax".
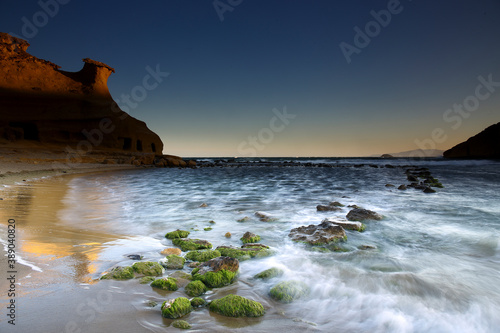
[{"xmin": 2, "ymin": 0, "xmax": 500, "ymax": 157}]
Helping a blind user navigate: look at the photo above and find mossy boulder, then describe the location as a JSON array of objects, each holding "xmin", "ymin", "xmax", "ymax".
[
  {"xmin": 185, "ymin": 249, "xmax": 221, "ymax": 262},
  {"xmin": 240, "ymin": 231, "xmax": 261, "ymax": 244},
  {"xmin": 289, "ymin": 221, "xmax": 347, "ymax": 245},
  {"xmin": 169, "ymin": 271, "xmax": 192, "ymax": 281},
  {"xmin": 270, "ymin": 280, "xmax": 310, "ymax": 303},
  {"xmin": 161, "ymin": 297, "xmax": 192, "ymax": 319},
  {"xmin": 151, "ymin": 277, "xmax": 178, "ymax": 291},
  {"xmin": 162, "ymin": 255, "xmax": 186, "ymax": 269},
  {"xmin": 346, "ymin": 208, "xmax": 383, "ymax": 221},
  {"xmin": 132, "ymin": 261, "xmax": 164, "ymax": 276},
  {"xmin": 172, "ymin": 238, "xmax": 212, "ymax": 251},
  {"xmin": 184, "ymin": 280, "xmax": 208, "ymax": 297},
  {"xmin": 254, "ymin": 267, "xmax": 284, "ymax": 280},
  {"xmin": 172, "ymin": 320, "xmax": 191, "ymax": 329},
  {"xmin": 165, "ymin": 230, "xmax": 190, "ymax": 239},
  {"xmin": 190, "ymin": 297, "xmax": 206, "ymax": 307},
  {"xmin": 139, "ymin": 276, "xmax": 156, "ymax": 284},
  {"xmin": 208, "ymin": 294, "xmax": 265, "ymax": 317},
  {"xmin": 193, "ymin": 270, "xmax": 237, "ymax": 288},
  {"xmin": 100, "ymin": 266, "xmax": 134, "ymax": 280},
  {"xmin": 216, "ymin": 245, "xmax": 272, "ymax": 261},
  {"xmin": 192, "ymin": 256, "xmax": 239, "ymax": 288}
]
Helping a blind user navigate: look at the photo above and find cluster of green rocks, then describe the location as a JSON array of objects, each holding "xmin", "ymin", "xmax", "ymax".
[{"xmin": 101, "ymin": 227, "xmax": 312, "ymax": 328}]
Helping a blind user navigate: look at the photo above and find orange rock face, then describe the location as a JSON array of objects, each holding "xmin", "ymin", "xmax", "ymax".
[{"xmin": 0, "ymin": 32, "xmax": 163, "ymax": 158}]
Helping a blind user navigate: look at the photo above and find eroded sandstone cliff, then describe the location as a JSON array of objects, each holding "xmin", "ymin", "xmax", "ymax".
[{"xmin": 0, "ymin": 32, "xmax": 164, "ymax": 164}]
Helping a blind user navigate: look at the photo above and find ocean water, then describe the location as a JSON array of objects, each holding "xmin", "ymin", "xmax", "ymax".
[{"xmin": 2, "ymin": 158, "xmax": 500, "ymax": 332}]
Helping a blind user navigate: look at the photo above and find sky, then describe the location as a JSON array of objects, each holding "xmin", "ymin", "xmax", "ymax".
[{"xmin": 1, "ymin": 0, "xmax": 500, "ymax": 157}]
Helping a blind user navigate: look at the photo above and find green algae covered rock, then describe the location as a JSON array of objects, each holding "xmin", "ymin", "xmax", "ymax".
[
  {"xmin": 254, "ymin": 267, "xmax": 284, "ymax": 280},
  {"xmin": 163, "ymin": 255, "xmax": 186, "ymax": 269},
  {"xmin": 132, "ymin": 261, "xmax": 164, "ymax": 276},
  {"xmin": 240, "ymin": 231, "xmax": 261, "ymax": 244},
  {"xmin": 100, "ymin": 266, "xmax": 134, "ymax": 280},
  {"xmin": 151, "ymin": 277, "xmax": 178, "ymax": 291},
  {"xmin": 165, "ymin": 230, "xmax": 190, "ymax": 239},
  {"xmin": 161, "ymin": 297, "xmax": 192, "ymax": 319},
  {"xmin": 139, "ymin": 276, "xmax": 156, "ymax": 284},
  {"xmin": 216, "ymin": 245, "xmax": 271, "ymax": 261},
  {"xmin": 190, "ymin": 297, "xmax": 207, "ymax": 307},
  {"xmin": 184, "ymin": 280, "xmax": 208, "ymax": 297},
  {"xmin": 191, "ymin": 256, "xmax": 239, "ymax": 288},
  {"xmin": 172, "ymin": 238, "xmax": 212, "ymax": 251},
  {"xmin": 172, "ymin": 320, "xmax": 191, "ymax": 329},
  {"xmin": 184, "ymin": 249, "xmax": 221, "ymax": 262},
  {"xmin": 209, "ymin": 294, "xmax": 265, "ymax": 317},
  {"xmin": 270, "ymin": 280, "xmax": 310, "ymax": 303},
  {"xmin": 193, "ymin": 269, "xmax": 237, "ymax": 288}
]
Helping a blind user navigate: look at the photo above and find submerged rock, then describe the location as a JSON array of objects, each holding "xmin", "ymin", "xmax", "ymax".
[
  {"xmin": 139, "ymin": 276, "xmax": 156, "ymax": 284},
  {"xmin": 160, "ymin": 248, "xmax": 182, "ymax": 256},
  {"xmin": 208, "ymin": 294, "xmax": 265, "ymax": 317},
  {"xmin": 132, "ymin": 261, "xmax": 164, "ymax": 276},
  {"xmin": 423, "ymin": 187, "xmax": 436, "ymax": 193},
  {"xmin": 270, "ymin": 280, "xmax": 310, "ymax": 303},
  {"xmin": 184, "ymin": 249, "xmax": 221, "ymax": 262},
  {"xmin": 172, "ymin": 320, "xmax": 191, "ymax": 329},
  {"xmin": 240, "ymin": 231, "xmax": 261, "ymax": 244},
  {"xmin": 127, "ymin": 254, "xmax": 143, "ymax": 260},
  {"xmin": 225, "ymin": 232, "xmax": 232, "ymax": 238},
  {"xmin": 161, "ymin": 255, "xmax": 185, "ymax": 269},
  {"xmin": 192, "ymin": 256, "xmax": 239, "ymax": 288},
  {"xmin": 216, "ymin": 245, "xmax": 272, "ymax": 260},
  {"xmin": 100, "ymin": 266, "xmax": 134, "ymax": 280},
  {"xmin": 237, "ymin": 216, "xmax": 251, "ymax": 222},
  {"xmin": 190, "ymin": 297, "xmax": 206, "ymax": 308},
  {"xmin": 184, "ymin": 280, "xmax": 208, "ymax": 297},
  {"xmin": 254, "ymin": 267, "xmax": 284, "ymax": 280},
  {"xmin": 172, "ymin": 238, "xmax": 212, "ymax": 251},
  {"xmin": 165, "ymin": 230, "xmax": 190, "ymax": 239},
  {"xmin": 151, "ymin": 277, "xmax": 178, "ymax": 291},
  {"xmin": 161, "ymin": 297, "xmax": 192, "ymax": 319},
  {"xmin": 322, "ymin": 218, "xmax": 365, "ymax": 232},
  {"xmin": 398, "ymin": 185, "xmax": 407, "ymax": 191},
  {"xmin": 346, "ymin": 208, "xmax": 383, "ymax": 221},
  {"xmin": 289, "ymin": 220, "xmax": 347, "ymax": 245},
  {"xmin": 316, "ymin": 204, "xmax": 342, "ymax": 212},
  {"xmin": 255, "ymin": 211, "xmax": 276, "ymax": 222}
]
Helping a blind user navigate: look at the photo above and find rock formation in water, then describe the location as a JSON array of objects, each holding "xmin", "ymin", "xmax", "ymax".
[
  {"xmin": 0, "ymin": 32, "xmax": 164, "ymax": 164},
  {"xmin": 443, "ymin": 122, "xmax": 500, "ymax": 159}
]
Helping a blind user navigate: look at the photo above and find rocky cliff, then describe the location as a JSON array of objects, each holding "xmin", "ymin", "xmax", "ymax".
[
  {"xmin": 0, "ymin": 32, "xmax": 164, "ymax": 164},
  {"xmin": 443, "ymin": 122, "xmax": 500, "ymax": 159}
]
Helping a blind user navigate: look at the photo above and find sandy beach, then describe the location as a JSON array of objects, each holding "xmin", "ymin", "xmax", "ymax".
[{"xmin": 0, "ymin": 160, "xmax": 314, "ymax": 332}]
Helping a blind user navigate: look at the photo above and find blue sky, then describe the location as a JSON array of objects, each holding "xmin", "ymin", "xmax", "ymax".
[{"xmin": 2, "ymin": 0, "xmax": 500, "ymax": 156}]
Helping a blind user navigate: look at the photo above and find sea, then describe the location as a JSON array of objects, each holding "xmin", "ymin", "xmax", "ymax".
[{"xmin": 1, "ymin": 157, "xmax": 500, "ymax": 333}]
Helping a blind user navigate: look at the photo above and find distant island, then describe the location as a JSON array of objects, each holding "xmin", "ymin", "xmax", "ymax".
[
  {"xmin": 377, "ymin": 149, "xmax": 444, "ymax": 158},
  {"xmin": 444, "ymin": 122, "xmax": 500, "ymax": 159}
]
